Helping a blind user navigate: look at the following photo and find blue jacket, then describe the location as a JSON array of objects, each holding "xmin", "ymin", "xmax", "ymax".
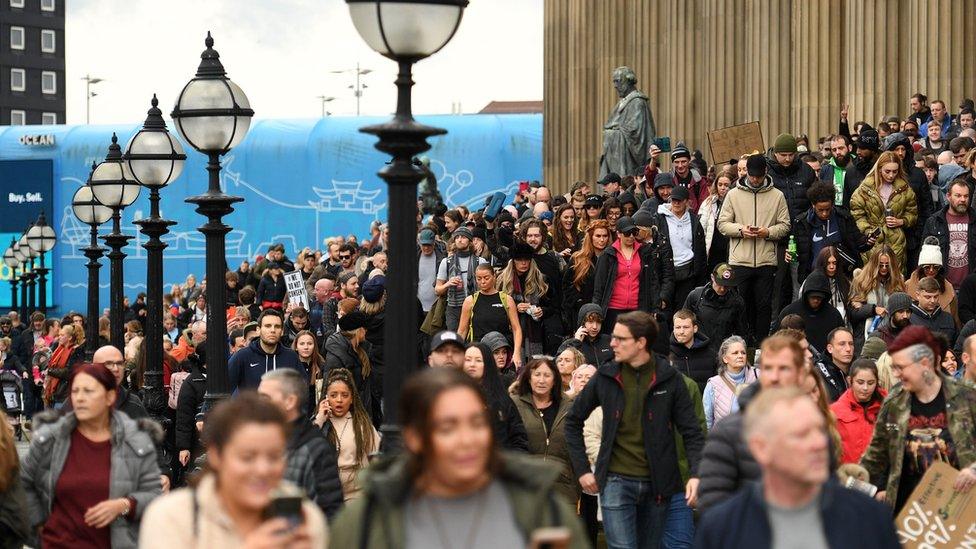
[
  {"xmin": 695, "ymin": 481, "xmax": 899, "ymax": 549},
  {"xmin": 227, "ymin": 338, "xmax": 306, "ymax": 392}
]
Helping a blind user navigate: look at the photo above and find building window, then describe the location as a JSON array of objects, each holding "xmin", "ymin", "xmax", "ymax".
[
  {"xmin": 41, "ymin": 30, "xmax": 56, "ymax": 53},
  {"xmin": 41, "ymin": 112, "xmax": 56, "ymax": 125},
  {"xmin": 41, "ymin": 0, "xmax": 55, "ymax": 11},
  {"xmin": 10, "ymin": 110, "xmax": 26, "ymax": 125},
  {"xmin": 41, "ymin": 71, "xmax": 56, "ymax": 94},
  {"xmin": 9, "ymin": 0, "xmax": 25, "ymax": 8},
  {"xmin": 10, "ymin": 26, "xmax": 25, "ymax": 50},
  {"xmin": 10, "ymin": 68, "xmax": 25, "ymax": 92}
]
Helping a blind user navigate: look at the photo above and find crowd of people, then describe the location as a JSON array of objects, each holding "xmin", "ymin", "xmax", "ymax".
[{"xmin": 2, "ymin": 94, "xmax": 976, "ymax": 547}]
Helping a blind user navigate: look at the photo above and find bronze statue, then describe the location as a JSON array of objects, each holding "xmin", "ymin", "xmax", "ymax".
[{"xmin": 599, "ymin": 66, "xmax": 656, "ymax": 178}]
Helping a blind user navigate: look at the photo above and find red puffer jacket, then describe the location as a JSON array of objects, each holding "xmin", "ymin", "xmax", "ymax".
[{"xmin": 830, "ymin": 387, "xmax": 886, "ymax": 464}]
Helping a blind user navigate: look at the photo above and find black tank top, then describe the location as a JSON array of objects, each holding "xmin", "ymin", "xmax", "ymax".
[{"xmin": 471, "ymin": 292, "xmax": 511, "ymax": 342}]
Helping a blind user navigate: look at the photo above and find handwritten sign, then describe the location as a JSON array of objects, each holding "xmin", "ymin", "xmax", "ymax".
[
  {"xmin": 706, "ymin": 121, "xmax": 765, "ymax": 165},
  {"xmin": 283, "ymin": 270, "xmax": 310, "ymax": 311},
  {"xmin": 895, "ymin": 461, "xmax": 976, "ymax": 547}
]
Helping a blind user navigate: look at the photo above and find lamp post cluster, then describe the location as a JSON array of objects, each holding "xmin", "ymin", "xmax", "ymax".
[
  {"xmin": 3, "ymin": 212, "xmax": 57, "ymax": 318},
  {"xmin": 68, "ymin": 32, "xmax": 250, "ymax": 418},
  {"xmin": 53, "ymin": 0, "xmax": 468, "ymax": 447}
]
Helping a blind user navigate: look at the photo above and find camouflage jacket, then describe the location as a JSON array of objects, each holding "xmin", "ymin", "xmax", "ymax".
[{"xmin": 859, "ymin": 376, "xmax": 976, "ymax": 505}]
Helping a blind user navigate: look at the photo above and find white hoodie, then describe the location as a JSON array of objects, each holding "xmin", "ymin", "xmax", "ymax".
[{"xmin": 658, "ymin": 203, "xmax": 694, "ymax": 266}]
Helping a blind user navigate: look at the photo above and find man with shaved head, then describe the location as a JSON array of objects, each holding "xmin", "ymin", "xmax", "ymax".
[{"xmin": 75, "ymin": 346, "xmax": 172, "ymax": 491}]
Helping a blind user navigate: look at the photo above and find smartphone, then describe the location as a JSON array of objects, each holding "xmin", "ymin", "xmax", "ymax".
[
  {"xmin": 653, "ymin": 136, "xmax": 672, "ymax": 153},
  {"xmin": 529, "ymin": 527, "xmax": 572, "ymax": 549},
  {"xmin": 263, "ymin": 495, "xmax": 303, "ymax": 529},
  {"xmin": 870, "ymin": 227, "xmax": 882, "ymax": 239}
]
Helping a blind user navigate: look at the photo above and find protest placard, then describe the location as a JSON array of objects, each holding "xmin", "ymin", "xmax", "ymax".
[
  {"xmin": 283, "ymin": 270, "xmax": 310, "ymax": 311},
  {"xmin": 706, "ymin": 121, "xmax": 765, "ymax": 165},
  {"xmin": 895, "ymin": 461, "xmax": 976, "ymax": 547}
]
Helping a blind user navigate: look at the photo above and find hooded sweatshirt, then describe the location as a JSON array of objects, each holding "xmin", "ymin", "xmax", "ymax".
[
  {"xmin": 227, "ymin": 337, "xmax": 306, "ymax": 392},
  {"xmin": 776, "ymin": 272, "xmax": 844, "ymax": 352},
  {"xmin": 658, "ymin": 203, "xmax": 694, "ymax": 266}
]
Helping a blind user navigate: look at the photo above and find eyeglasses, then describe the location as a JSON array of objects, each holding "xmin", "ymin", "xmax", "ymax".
[{"xmin": 99, "ymin": 360, "xmax": 125, "ymax": 370}]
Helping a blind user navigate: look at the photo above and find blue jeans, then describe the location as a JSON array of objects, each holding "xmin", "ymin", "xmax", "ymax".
[
  {"xmin": 662, "ymin": 492, "xmax": 694, "ymax": 548},
  {"xmin": 600, "ymin": 474, "xmax": 669, "ymax": 549}
]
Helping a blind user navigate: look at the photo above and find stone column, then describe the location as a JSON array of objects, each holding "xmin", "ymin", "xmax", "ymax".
[
  {"xmin": 843, "ymin": 0, "xmax": 904, "ymax": 129},
  {"xmin": 665, "ymin": 0, "xmax": 704, "ymax": 149},
  {"xmin": 791, "ymin": 0, "xmax": 845, "ymax": 143},
  {"xmin": 743, "ymin": 0, "xmax": 792, "ymax": 146},
  {"xmin": 904, "ymin": 0, "xmax": 976, "ymax": 114},
  {"xmin": 701, "ymin": 0, "xmax": 746, "ymax": 162}
]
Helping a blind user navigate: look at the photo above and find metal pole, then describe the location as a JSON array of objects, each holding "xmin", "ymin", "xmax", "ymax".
[
  {"xmin": 86, "ymin": 77, "xmax": 90, "ymax": 125},
  {"xmin": 101, "ymin": 209, "xmax": 131, "ymax": 350},
  {"xmin": 34, "ymin": 253, "xmax": 48, "ymax": 314},
  {"xmin": 18, "ymin": 266, "xmax": 28, "ymax": 319},
  {"xmin": 25, "ymin": 258, "xmax": 35, "ymax": 316},
  {"xmin": 186, "ymin": 152, "xmax": 242, "ymax": 407},
  {"xmin": 8, "ymin": 265, "xmax": 17, "ymax": 312},
  {"xmin": 361, "ymin": 60, "xmax": 445, "ymax": 451},
  {"xmin": 134, "ymin": 187, "xmax": 175, "ymax": 425},
  {"xmin": 82, "ymin": 224, "xmax": 104, "ymax": 360},
  {"xmin": 356, "ymin": 62, "xmax": 361, "ymax": 116}
]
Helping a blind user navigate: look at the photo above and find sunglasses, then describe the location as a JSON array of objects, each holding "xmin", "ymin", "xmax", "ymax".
[
  {"xmin": 339, "ymin": 255, "xmax": 352, "ymax": 260},
  {"xmin": 621, "ymin": 229, "xmax": 639, "ymax": 237}
]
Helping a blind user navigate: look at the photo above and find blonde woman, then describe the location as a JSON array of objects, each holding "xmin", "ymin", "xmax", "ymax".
[
  {"xmin": 849, "ymin": 246, "xmax": 906, "ymax": 346},
  {"xmin": 850, "ymin": 150, "xmax": 918, "ymax": 268}
]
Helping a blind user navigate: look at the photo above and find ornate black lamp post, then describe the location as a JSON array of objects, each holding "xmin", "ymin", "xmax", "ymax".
[
  {"xmin": 90, "ymin": 134, "xmax": 142, "ymax": 350},
  {"xmin": 171, "ymin": 32, "xmax": 253, "ymax": 406},
  {"xmin": 3, "ymin": 241, "xmax": 18, "ymax": 312},
  {"xmin": 18, "ymin": 229, "xmax": 37, "ymax": 316},
  {"xmin": 345, "ymin": 0, "xmax": 468, "ymax": 447},
  {"xmin": 72, "ymin": 179, "xmax": 112, "ymax": 359},
  {"xmin": 12, "ymin": 241, "xmax": 28, "ymax": 319},
  {"xmin": 26, "ymin": 211, "xmax": 57, "ymax": 314},
  {"xmin": 125, "ymin": 94, "xmax": 185, "ymax": 423}
]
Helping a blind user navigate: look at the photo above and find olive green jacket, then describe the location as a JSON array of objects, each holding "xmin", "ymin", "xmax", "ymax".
[
  {"xmin": 511, "ymin": 393, "xmax": 578, "ymax": 503},
  {"xmin": 859, "ymin": 376, "xmax": 976, "ymax": 506},
  {"xmin": 330, "ymin": 452, "xmax": 590, "ymax": 549},
  {"xmin": 849, "ymin": 176, "xmax": 917, "ymax": 268}
]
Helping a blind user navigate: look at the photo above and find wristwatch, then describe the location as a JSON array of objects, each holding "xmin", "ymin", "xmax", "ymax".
[{"xmin": 118, "ymin": 498, "xmax": 131, "ymax": 519}]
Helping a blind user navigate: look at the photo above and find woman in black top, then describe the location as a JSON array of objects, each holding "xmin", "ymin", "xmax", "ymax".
[{"xmin": 458, "ymin": 264, "xmax": 522, "ymax": 366}]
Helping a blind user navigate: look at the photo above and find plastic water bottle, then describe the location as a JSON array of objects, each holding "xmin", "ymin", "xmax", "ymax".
[{"xmin": 787, "ymin": 235, "xmax": 797, "ymax": 263}]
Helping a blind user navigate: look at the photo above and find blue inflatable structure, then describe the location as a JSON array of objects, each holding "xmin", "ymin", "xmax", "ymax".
[{"xmin": 0, "ymin": 114, "xmax": 542, "ymax": 314}]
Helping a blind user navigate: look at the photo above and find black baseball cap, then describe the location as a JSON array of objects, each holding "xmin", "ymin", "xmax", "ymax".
[
  {"xmin": 712, "ymin": 263, "xmax": 739, "ymax": 287},
  {"xmin": 430, "ymin": 330, "xmax": 466, "ymax": 352},
  {"xmin": 616, "ymin": 216, "xmax": 638, "ymax": 236},
  {"xmin": 599, "ymin": 173, "xmax": 622, "ymax": 185},
  {"xmin": 670, "ymin": 185, "xmax": 690, "ymax": 201}
]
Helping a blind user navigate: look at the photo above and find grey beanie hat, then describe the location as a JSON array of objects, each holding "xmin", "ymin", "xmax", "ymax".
[
  {"xmin": 481, "ymin": 331, "xmax": 510, "ymax": 353},
  {"xmin": 577, "ymin": 303, "xmax": 605, "ymax": 326},
  {"xmin": 887, "ymin": 292, "xmax": 913, "ymax": 314},
  {"xmin": 632, "ymin": 209, "xmax": 656, "ymax": 228}
]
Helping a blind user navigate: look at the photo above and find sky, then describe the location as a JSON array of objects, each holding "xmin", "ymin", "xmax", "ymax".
[{"xmin": 64, "ymin": 0, "xmax": 543, "ymax": 125}]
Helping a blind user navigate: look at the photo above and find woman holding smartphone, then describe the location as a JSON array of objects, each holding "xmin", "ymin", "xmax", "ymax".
[{"xmin": 140, "ymin": 393, "xmax": 327, "ymax": 549}]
